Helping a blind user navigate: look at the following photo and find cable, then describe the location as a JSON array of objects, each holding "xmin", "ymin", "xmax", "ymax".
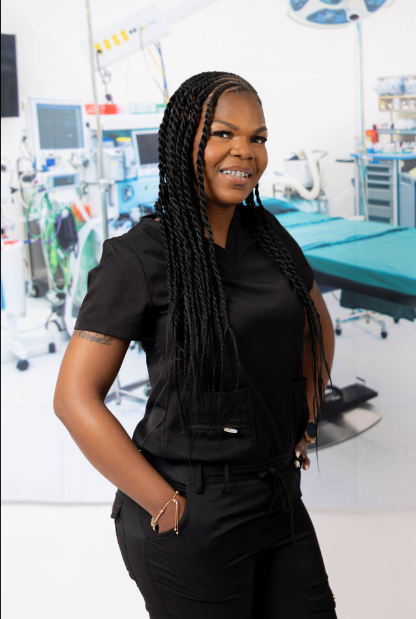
[
  {"xmin": 21, "ymin": 135, "xmax": 35, "ymax": 161},
  {"xmin": 147, "ymin": 44, "xmax": 168, "ymax": 103},
  {"xmin": 96, "ymin": 49, "xmax": 113, "ymax": 101},
  {"xmin": 113, "ymin": 63, "xmax": 165, "ymax": 99},
  {"xmin": 17, "ymin": 157, "xmax": 37, "ymax": 210},
  {"xmin": 156, "ymin": 42, "xmax": 169, "ymax": 102},
  {"xmin": 146, "ymin": 46, "xmax": 164, "ymax": 78},
  {"xmin": 140, "ymin": 27, "xmax": 166, "ymax": 101},
  {"xmin": 24, "ymin": 188, "xmax": 73, "ymax": 294}
]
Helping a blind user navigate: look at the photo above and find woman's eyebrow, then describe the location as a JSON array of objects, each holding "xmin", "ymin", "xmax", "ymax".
[
  {"xmin": 212, "ymin": 120, "xmax": 268, "ymax": 134},
  {"xmin": 212, "ymin": 120, "xmax": 238, "ymax": 130}
]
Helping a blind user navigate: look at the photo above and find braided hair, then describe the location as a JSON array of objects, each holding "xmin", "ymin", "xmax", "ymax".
[{"xmin": 155, "ymin": 71, "xmax": 329, "ymax": 453}]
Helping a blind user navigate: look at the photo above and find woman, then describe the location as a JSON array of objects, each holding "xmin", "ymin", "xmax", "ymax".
[{"xmin": 54, "ymin": 71, "xmax": 337, "ymax": 619}]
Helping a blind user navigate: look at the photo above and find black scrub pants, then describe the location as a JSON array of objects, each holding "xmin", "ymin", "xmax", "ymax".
[{"xmin": 111, "ymin": 450, "xmax": 337, "ymax": 619}]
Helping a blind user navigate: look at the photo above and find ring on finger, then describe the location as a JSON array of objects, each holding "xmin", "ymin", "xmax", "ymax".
[{"xmin": 293, "ymin": 454, "xmax": 304, "ymax": 469}]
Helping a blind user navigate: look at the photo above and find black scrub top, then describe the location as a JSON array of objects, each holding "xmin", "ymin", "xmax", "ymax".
[{"xmin": 75, "ymin": 207, "xmax": 314, "ymax": 501}]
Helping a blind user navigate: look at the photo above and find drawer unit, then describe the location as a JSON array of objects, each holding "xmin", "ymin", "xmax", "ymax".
[{"xmin": 366, "ymin": 161, "xmax": 396, "ymax": 224}]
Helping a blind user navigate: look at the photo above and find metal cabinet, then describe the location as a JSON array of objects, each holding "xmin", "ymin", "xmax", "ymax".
[{"xmin": 366, "ymin": 160, "xmax": 396, "ymax": 224}]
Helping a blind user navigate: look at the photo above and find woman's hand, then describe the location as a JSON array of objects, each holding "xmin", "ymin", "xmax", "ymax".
[
  {"xmin": 294, "ymin": 437, "xmax": 310, "ymax": 471},
  {"xmin": 156, "ymin": 494, "xmax": 187, "ymax": 533}
]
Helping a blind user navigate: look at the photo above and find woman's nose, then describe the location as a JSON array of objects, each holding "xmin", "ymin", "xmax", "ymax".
[{"xmin": 229, "ymin": 138, "xmax": 254, "ymax": 159}]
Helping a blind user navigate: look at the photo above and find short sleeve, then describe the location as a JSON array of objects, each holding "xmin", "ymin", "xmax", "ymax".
[
  {"xmin": 75, "ymin": 238, "xmax": 152, "ymax": 341},
  {"xmin": 264, "ymin": 209, "xmax": 314, "ymax": 292}
]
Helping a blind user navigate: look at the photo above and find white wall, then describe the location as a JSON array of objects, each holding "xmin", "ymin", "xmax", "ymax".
[{"xmin": 1, "ymin": 0, "xmax": 415, "ymax": 230}]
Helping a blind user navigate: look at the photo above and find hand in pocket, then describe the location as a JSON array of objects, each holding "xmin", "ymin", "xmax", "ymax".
[{"xmin": 156, "ymin": 494, "xmax": 187, "ymax": 534}]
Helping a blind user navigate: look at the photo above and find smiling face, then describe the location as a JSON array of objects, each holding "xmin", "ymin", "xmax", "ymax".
[{"xmin": 192, "ymin": 90, "xmax": 268, "ymax": 213}]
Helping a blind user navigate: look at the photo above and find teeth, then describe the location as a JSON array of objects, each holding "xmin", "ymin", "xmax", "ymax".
[{"xmin": 221, "ymin": 170, "xmax": 249, "ymax": 178}]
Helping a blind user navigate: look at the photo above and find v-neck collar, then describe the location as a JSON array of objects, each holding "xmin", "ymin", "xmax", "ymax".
[
  {"xmin": 213, "ymin": 209, "xmax": 242, "ymax": 273},
  {"xmin": 143, "ymin": 209, "xmax": 242, "ymax": 273}
]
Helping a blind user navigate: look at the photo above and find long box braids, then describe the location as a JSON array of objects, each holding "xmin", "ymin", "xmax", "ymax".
[{"xmin": 154, "ymin": 71, "xmax": 329, "ymax": 454}]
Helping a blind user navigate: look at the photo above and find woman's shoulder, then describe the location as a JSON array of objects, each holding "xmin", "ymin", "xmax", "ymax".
[{"xmin": 112, "ymin": 214, "xmax": 166, "ymax": 272}]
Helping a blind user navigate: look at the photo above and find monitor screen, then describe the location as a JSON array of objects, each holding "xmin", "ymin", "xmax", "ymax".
[
  {"xmin": 37, "ymin": 103, "xmax": 84, "ymax": 150},
  {"xmin": 53, "ymin": 174, "xmax": 77, "ymax": 188},
  {"xmin": 135, "ymin": 133, "xmax": 159, "ymax": 166},
  {"xmin": 1, "ymin": 34, "xmax": 19, "ymax": 118}
]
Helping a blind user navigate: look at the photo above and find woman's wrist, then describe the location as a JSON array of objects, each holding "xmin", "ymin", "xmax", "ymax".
[
  {"xmin": 303, "ymin": 419, "xmax": 318, "ymax": 443},
  {"xmin": 147, "ymin": 486, "xmax": 179, "ymax": 519},
  {"xmin": 154, "ymin": 493, "xmax": 187, "ymax": 533}
]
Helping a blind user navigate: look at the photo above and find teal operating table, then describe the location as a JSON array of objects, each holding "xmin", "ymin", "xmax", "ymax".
[{"xmin": 261, "ymin": 199, "xmax": 416, "ymax": 308}]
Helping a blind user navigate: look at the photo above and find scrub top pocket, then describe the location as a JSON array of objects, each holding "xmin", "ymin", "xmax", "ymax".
[{"xmin": 186, "ymin": 388, "xmax": 256, "ymax": 461}]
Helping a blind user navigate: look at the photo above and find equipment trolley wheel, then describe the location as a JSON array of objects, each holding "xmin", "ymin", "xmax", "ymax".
[
  {"xmin": 17, "ymin": 359, "xmax": 29, "ymax": 371},
  {"xmin": 49, "ymin": 343, "xmax": 56, "ymax": 353},
  {"xmin": 335, "ymin": 327, "xmax": 342, "ymax": 336},
  {"xmin": 381, "ymin": 330, "xmax": 388, "ymax": 339}
]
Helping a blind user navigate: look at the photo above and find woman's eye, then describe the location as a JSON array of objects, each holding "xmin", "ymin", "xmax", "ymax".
[
  {"xmin": 252, "ymin": 136, "xmax": 267, "ymax": 144},
  {"xmin": 212, "ymin": 131, "xmax": 232, "ymax": 138}
]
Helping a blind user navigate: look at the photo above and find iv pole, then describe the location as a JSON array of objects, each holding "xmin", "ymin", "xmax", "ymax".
[
  {"xmin": 85, "ymin": 0, "xmax": 108, "ymax": 241},
  {"xmin": 356, "ymin": 20, "xmax": 369, "ymax": 220}
]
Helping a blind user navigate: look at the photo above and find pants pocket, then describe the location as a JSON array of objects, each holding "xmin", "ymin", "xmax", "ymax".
[
  {"xmin": 304, "ymin": 580, "xmax": 336, "ymax": 613},
  {"xmin": 139, "ymin": 479, "xmax": 191, "ymax": 541},
  {"xmin": 111, "ymin": 491, "xmax": 136, "ymax": 581}
]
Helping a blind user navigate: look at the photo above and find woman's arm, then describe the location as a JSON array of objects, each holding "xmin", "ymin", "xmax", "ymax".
[
  {"xmin": 303, "ymin": 281, "xmax": 335, "ymax": 417},
  {"xmin": 296, "ymin": 281, "xmax": 335, "ymax": 470},
  {"xmin": 54, "ymin": 330, "xmax": 186, "ymax": 532}
]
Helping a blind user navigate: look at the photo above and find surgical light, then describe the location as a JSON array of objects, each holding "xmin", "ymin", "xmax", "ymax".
[{"xmin": 288, "ymin": 0, "xmax": 394, "ymax": 27}]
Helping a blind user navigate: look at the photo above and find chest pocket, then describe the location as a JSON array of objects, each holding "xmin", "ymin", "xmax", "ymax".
[{"xmin": 186, "ymin": 388, "xmax": 256, "ymax": 461}]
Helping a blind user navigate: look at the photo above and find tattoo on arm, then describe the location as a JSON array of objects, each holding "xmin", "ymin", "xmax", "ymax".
[{"xmin": 73, "ymin": 330, "xmax": 114, "ymax": 346}]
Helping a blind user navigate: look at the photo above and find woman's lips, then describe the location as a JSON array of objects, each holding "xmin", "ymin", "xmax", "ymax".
[{"xmin": 220, "ymin": 171, "xmax": 251, "ymax": 186}]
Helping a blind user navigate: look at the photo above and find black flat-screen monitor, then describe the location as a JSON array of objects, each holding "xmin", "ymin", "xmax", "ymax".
[
  {"xmin": 1, "ymin": 34, "xmax": 19, "ymax": 118},
  {"xmin": 135, "ymin": 132, "xmax": 159, "ymax": 166}
]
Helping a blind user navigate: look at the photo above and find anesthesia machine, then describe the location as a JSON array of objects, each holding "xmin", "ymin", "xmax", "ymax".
[{"xmin": 1, "ymin": 96, "xmax": 164, "ymax": 369}]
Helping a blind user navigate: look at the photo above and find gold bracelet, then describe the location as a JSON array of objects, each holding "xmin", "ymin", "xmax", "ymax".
[{"xmin": 150, "ymin": 491, "xmax": 180, "ymax": 534}]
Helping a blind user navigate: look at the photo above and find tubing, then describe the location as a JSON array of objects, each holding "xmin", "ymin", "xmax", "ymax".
[
  {"xmin": 274, "ymin": 147, "xmax": 321, "ymax": 200},
  {"xmin": 85, "ymin": 0, "xmax": 108, "ymax": 240}
]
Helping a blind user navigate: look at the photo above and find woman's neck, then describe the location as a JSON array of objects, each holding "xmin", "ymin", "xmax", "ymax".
[{"xmin": 205, "ymin": 204, "xmax": 236, "ymax": 249}]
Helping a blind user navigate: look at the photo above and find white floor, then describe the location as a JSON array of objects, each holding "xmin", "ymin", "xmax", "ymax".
[{"xmin": 2, "ymin": 502, "xmax": 416, "ymax": 619}]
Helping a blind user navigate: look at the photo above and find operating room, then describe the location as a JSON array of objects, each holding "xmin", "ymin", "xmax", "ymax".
[{"xmin": 1, "ymin": 1, "xmax": 416, "ymax": 618}]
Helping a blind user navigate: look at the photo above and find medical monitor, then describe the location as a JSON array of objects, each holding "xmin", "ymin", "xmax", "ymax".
[
  {"xmin": 27, "ymin": 97, "xmax": 86, "ymax": 156},
  {"xmin": 132, "ymin": 130, "xmax": 159, "ymax": 175},
  {"xmin": 1, "ymin": 34, "xmax": 19, "ymax": 118}
]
